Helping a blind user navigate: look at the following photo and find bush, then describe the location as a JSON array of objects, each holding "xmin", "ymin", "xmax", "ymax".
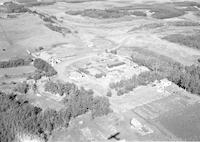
[
  {"xmin": 32, "ymin": 70, "xmax": 45, "ymax": 80},
  {"xmin": 45, "ymin": 23, "xmax": 71, "ymax": 34},
  {"xmin": 14, "ymin": 81, "xmax": 29, "ymax": 94},
  {"xmin": 43, "ymin": 16, "xmax": 56, "ymax": 23},
  {"xmin": 106, "ymin": 91, "xmax": 112, "ymax": 97},
  {"xmin": 132, "ymin": 11, "xmax": 147, "ymax": 16},
  {"xmin": 117, "ymin": 89, "xmax": 127, "ymax": 96},
  {"xmin": 91, "ymin": 96, "xmax": 112, "ymax": 117},
  {"xmin": 45, "ymin": 23, "xmax": 62, "ymax": 33},
  {"xmin": 44, "ymin": 81, "xmax": 76, "ymax": 96},
  {"xmin": 33, "ymin": 58, "xmax": 57, "ymax": 77},
  {"xmin": 95, "ymin": 73, "xmax": 104, "ymax": 78}
]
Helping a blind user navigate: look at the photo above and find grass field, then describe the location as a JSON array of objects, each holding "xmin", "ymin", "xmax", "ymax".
[
  {"xmin": 163, "ymin": 34, "xmax": 200, "ymax": 50},
  {"xmin": 159, "ymin": 103, "xmax": 200, "ymax": 141},
  {"xmin": 0, "ymin": 65, "xmax": 35, "ymax": 77},
  {"xmin": 0, "ymin": 13, "xmax": 70, "ymax": 60}
]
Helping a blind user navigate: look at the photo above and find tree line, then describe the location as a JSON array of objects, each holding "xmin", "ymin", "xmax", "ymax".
[
  {"xmin": 131, "ymin": 50, "xmax": 200, "ymax": 96},
  {"xmin": 110, "ymin": 71, "xmax": 164, "ymax": 96},
  {"xmin": 0, "ymin": 58, "xmax": 32, "ymax": 68}
]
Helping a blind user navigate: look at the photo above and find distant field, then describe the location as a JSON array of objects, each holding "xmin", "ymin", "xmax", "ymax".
[
  {"xmin": 67, "ymin": 0, "xmax": 106, "ymax": 2},
  {"xmin": 163, "ymin": 34, "xmax": 200, "ymax": 50},
  {"xmin": 0, "ymin": 13, "xmax": 70, "ymax": 60},
  {"xmin": 65, "ymin": 2, "xmax": 190, "ymax": 19},
  {"xmin": 16, "ymin": 0, "xmax": 37, "ymax": 3},
  {"xmin": 66, "ymin": 5, "xmax": 184, "ymax": 19},
  {"xmin": 16, "ymin": 0, "xmax": 105, "ymax": 4},
  {"xmin": 167, "ymin": 21, "xmax": 200, "ymax": 27}
]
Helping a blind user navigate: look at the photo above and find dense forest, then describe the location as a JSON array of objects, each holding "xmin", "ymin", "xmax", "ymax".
[{"xmin": 0, "ymin": 82, "xmax": 111, "ymax": 142}]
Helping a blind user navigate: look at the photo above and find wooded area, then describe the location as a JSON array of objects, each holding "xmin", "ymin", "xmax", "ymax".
[{"xmin": 0, "ymin": 82, "xmax": 111, "ymax": 142}]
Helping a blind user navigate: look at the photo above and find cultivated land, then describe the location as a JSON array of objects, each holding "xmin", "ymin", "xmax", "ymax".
[{"xmin": 1, "ymin": 0, "xmax": 200, "ymax": 142}]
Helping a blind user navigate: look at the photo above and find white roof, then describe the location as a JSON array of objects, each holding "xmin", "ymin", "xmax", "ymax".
[{"xmin": 131, "ymin": 118, "xmax": 142, "ymax": 128}]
